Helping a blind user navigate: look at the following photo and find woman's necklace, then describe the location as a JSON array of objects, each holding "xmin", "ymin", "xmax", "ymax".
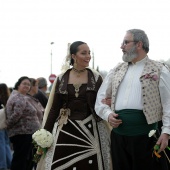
[
  {"xmin": 73, "ymin": 84, "xmax": 82, "ymax": 97},
  {"xmin": 72, "ymin": 68, "xmax": 86, "ymax": 77}
]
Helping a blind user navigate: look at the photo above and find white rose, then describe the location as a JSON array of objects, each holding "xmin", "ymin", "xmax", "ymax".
[{"xmin": 32, "ymin": 129, "xmax": 53, "ymax": 148}]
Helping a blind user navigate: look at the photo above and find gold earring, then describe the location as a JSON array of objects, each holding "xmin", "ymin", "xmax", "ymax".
[{"xmin": 74, "ymin": 59, "xmax": 77, "ymax": 67}]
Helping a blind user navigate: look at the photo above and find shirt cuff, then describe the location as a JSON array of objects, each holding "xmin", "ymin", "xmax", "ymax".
[
  {"xmin": 103, "ymin": 110, "xmax": 112, "ymax": 122},
  {"xmin": 161, "ymin": 127, "xmax": 170, "ymax": 135}
]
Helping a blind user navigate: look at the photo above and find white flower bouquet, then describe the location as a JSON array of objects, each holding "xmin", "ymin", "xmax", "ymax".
[{"xmin": 32, "ymin": 129, "xmax": 53, "ymax": 163}]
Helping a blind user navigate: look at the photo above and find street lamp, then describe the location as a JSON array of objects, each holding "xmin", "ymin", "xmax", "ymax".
[{"xmin": 50, "ymin": 42, "xmax": 54, "ymax": 74}]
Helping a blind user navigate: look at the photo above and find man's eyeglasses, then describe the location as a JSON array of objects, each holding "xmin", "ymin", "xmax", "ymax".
[{"xmin": 121, "ymin": 40, "xmax": 138, "ymax": 46}]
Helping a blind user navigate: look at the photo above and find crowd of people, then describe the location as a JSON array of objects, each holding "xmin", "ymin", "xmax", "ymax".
[
  {"xmin": 0, "ymin": 77, "xmax": 48, "ymax": 170},
  {"xmin": 0, "ymin": 28, "xmax": 170, "ymax": 170}
]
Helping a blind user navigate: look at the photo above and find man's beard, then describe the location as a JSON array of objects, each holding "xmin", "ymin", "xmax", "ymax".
[{"xmin": 122, "ymin": 46, "xmax": 137, "ymax": 62}]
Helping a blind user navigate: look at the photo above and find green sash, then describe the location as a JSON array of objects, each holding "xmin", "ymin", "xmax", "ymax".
[{"xmin": 112, "ymin": 109, "xmax": 158, "ymax": 136}]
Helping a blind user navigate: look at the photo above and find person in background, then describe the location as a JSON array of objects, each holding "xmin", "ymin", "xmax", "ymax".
[
  {"xmin": 34, "ymin": 77, "xmax": 48, "ymax": 108},
  {"xmin": 26, "ymin": 78, "xmax": 44, "ymax": 170},
  {"xmin": 6, "ymin": 76, "xmax": 43, "ymax": 170},
  {"xmin": 0, "ymin": 83, "xmax": 12, "ymax": 170},
  {"xmin": 36, "ymin": 41, "xmax": 112, "ymax": 170},
  {"xmin": 95, "ymin": 29, "xmax": 170, "ymax": 170},
  {"xmin": 38, "ymin": 77, "xmax": 48, "ymax": 94}
]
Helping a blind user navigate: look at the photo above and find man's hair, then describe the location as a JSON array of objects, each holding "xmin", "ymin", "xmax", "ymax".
[
  {"xmin": 37, "ymin": 77, "xmax": 47, "ymax": 89},
  {"xmin": 127, "ymin": 29, "xmax": 149, "ymax": 53}
]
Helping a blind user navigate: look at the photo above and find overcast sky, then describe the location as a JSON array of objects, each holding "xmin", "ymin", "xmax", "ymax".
[{"xmin": 0, "ymin": 0, "xmax": 170, "ymax": 87}]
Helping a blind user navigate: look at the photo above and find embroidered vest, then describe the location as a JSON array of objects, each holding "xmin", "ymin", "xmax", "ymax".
[{"xmin": 111, "ymin": 59, "xmax": 163, "ymax": 124}]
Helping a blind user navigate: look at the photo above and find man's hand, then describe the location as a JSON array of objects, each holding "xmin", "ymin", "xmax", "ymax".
[
  {"xmin": 108, "ymin": 113, "xmax": 122, "ymax": 128},
  {"xmin": 156, "ymin": 133, "xmax": 169, "ymax": 153}
]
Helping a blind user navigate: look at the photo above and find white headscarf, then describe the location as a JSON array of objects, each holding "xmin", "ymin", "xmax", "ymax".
[
  {"xmin": 41, "ymin": 77, "xmax": 57, "ymax": 127},
  {"xmin": 61, "ymin": 43, "xmax": 71, "ymax": 73}
]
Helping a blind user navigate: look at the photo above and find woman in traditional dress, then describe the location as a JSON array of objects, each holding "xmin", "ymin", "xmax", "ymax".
[{"xmin": 38, "ymin": 41, "xmax": 112, "ymax": 170}]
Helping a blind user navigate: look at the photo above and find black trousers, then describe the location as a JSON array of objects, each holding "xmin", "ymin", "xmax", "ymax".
[
  {"xmin": 111, "ymin": 131, "xmax": 169, "ymax": 170},
  {"xmin": 10, "ymin": 134, "xmax": 33, "ymax": 170}
]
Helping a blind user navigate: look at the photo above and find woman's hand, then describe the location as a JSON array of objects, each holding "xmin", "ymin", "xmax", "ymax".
[{"xmin": 101, "ymin": 98, "xmax": 111, "ymax": 107}]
